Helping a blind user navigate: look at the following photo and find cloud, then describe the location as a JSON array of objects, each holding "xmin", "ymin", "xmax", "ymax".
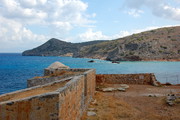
[
  {"xmin": 0, "ymin": 0, "xmax": 96, "ymax": 52},
  {"xmin": 123, "ymin": 0, "xmax": 180, "ymax": 21},
  {"xmin": 66, "ymin": 25, "xmax": 179, "ymax": 43},
  {"xmin": 0, "ymin": 0, "xmax": 95, "ymax": 26},
  {"xmin": 78, "ymin": 29, "xmax": 109, "ymax": 41},
  {"xmin": 65, "ymin": 29, "xmax": 131, "ymax": 43},
  {"xmin": 126, "ymin": 9, "xmax": 144, "ymax": 17},
  {"xmin": 0, "ymin": 16, "xmax": 48, "ymax": 52}
]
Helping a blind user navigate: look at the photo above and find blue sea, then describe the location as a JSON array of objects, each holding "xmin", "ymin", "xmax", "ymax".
[{"xmin": 0, "ymin": 53, "xmax": 180, "ymax": 95}]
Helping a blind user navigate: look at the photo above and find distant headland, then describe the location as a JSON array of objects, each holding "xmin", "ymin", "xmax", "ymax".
[{"xmin": 22, "ymin": 26, "xmax": 180, "ymax": 61}]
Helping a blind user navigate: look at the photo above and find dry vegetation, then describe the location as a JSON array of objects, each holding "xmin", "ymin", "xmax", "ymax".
[{"xmin": 82, "ymin": 85, "xmax": 180, "ymax": 120}]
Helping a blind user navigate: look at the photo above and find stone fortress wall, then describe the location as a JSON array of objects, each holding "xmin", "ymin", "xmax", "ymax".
[
  {"xmin": 96, "ymin": 73, "xmax": 159, "ymax": 86},
  {"xmin": 0, "ymin": 62, "xmax": 159, "ymax": 120},
  {"xmin": 0, "ymin": 62, "xmax": 96, "ymax": 120}
]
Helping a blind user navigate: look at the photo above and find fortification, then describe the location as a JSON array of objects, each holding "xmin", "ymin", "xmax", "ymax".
[
  {"xmin": 0, "ymin": 62, "xmax": 160, "ymax": 120},
  {"xmin": 96, "ymin": 73, "xmax": 159, "ymax": 86},
  {"xmin": 0, "ymin": 62, "xmax": 96, "ymax": 120}
]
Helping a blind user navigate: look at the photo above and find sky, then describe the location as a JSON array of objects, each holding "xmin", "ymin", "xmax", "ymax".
[{"xmin": 0, "ymin": 0, "xmax": 180, "ymax": 53}]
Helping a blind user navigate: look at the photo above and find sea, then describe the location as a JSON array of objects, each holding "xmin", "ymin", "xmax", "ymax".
[{"xmin": 0, "ymin": 53, "xmax": 180, "ymax": 95}]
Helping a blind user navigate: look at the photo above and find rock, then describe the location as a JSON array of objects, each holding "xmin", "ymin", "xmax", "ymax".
[
  {"xmin": 117, "ymin": 88, "xmax": 126, "ymax": 92},
  {"xmin": 91, "ymin": 99, "xmax": 97, "ymax": 105},
  {"xmin": 112, "ymin": 61, "xmax": 120, "ymax": 64},
  {"xmin": 88, "ymin": 108, "xmax": 96, "ymax": 111},
  {"xmin": 166, "ymin": 94, "xmax": 177, "ymax": 106},
  {"xmin": 87, "ymin": 111, "xmax": 97, "ymax": 116},
  {"xmin": 88, "ymin": 60, "xmax": 95, "ymax": 63},
  {"xmin": 148, "ymin": 94, "xmax": 153, "ymax": 97},
  {"xmin": 102, "ymin": 87, "xmax": 115, "ymax": 92},
  {"xmin": 120, "ymin": 84, "xmax": 129, "ymax": 89}
]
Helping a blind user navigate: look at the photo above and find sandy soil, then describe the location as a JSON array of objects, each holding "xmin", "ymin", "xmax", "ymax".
[{"xmin": 82, "ymin": 85, "xmax": 180, "ymax": 120}]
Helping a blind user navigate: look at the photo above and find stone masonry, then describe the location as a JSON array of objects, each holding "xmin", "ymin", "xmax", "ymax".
[{"xmin": 0, "ymin": 62, "xmax": 159, "ymax": 120}]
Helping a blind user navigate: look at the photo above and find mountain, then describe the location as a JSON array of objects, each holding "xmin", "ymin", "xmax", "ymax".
[
  {"xmin": 76, "ymin": 26, "xmax": 180, "ymax": 61},
  {"xmin": 22, "ymin": 26, "xmax": 180, "ymax": 61},
  {"xmin": 22, "ymin": 38, "xmax": 106, "ymax": 56}
]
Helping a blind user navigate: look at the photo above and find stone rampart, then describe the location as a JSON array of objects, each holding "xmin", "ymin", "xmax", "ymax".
[
  {"xmin": 0, "ymin": 69, "xmax": 96, "ymax": 120},
  {"xmin": 96, "ymin": 73, "xmax": 159, "ymax": 86}
]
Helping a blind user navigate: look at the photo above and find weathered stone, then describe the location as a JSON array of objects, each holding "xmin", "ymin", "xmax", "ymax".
[
  {"xmin": 96, "ymin": 73, "xmax": 160, "ymax": 86},
  {"xmin": 166, "ymin": 94, "xmax": 177, "ymax": 106},
  {"xmin": 120, "ymin": 84, "xmax": 129, "ymax": 89},
  {"xmin": 0, "ymin": 68, "xmax": 96, "ymax": 120},
  {"xmin": 117, "ymin": 88, "xmax": 126, "ymax": 92},
  {"xmin": 91, "ymin": 99, "xmax": 97, "ymax": 105},
  {"xmin": 88, "ymin": 108, "xmax": 96, "ymax": 111},
  {"xmin": 102, "ymin": 87, "xmax": 115, "ymax": 92},
  {"xmin": 87, "ymin": 112, "xmax": 97, "ymax": 116}
]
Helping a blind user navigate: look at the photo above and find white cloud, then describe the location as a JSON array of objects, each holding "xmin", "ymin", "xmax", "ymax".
[
  {"xmin": 65, "ymin": 29, "xmax": 131, "ymax": 43},
  {"xmin": 126, "ymin": 9, "xmax": 144, "ymax": 17},
  {"xmin": 0, "ymin": 0, "xmax": 96, "ymax": 52},
  {"xmin": 66, "ymin": 25, "xmax": 179, "ymax": 43},
  {"xmin": 0, "ymin": 0, "xmax": 95, "ymax": 26},
  {"xmin": 0, "ymin": 16, "xmax": 48, "ymax": 52},
  {"xmin": 123, "ymin": 0, "xmax": 180, "ymax": 21},
  {"xmin": 78, "ymin": 29, "xmax": 109, "ymax": 41}
]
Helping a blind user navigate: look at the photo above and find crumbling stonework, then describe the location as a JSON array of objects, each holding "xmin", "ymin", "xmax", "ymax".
[
  {"xmin": 96, "ymin": 73, "xmax": 159, "ymax": 86},
  {"xmin": 28, "ymin": 69, "xmax": 89, "ymax": 88},
  {"xmin": 0, "ymin": 68, "xmax": 96, "ymax": 120},
  {"xmin": 0, "ymin": 62, "xmax": 160, "ymax": 120}
]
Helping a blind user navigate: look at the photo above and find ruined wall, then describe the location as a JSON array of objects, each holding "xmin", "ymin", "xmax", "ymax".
[
  {"xmin": 44, "ymin": 68, "xmax": 88, "ymax": 76},
  {"xmin": 0, "ymin": 93, "xmax": 59, "ymax": 120},
  {"xmin": 84, "ymin": 69, "xmax": 96, "ymax": 105},
  {"xmin": 58, "ymin": 76, "xmax": 85, "ymax": 120},
  {"xmin": 27, "ymin": 75, "xmax": 73, "ymax": 88},
  {"xmin": 96, "ymin": 73, "xmax": 158, "ymax": 85},
  {"xmin": 58, "ymin": 69, "xmax": 96, "ymax": 120},
  {"xmin": 0, "ymin": 69, "xmax": 96, "ymax": 120},
  {"xmin": 28, "ymin": 69, "xmax": 90, "ymax": 88}
]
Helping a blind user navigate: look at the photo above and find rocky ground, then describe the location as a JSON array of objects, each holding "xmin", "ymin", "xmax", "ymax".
[{"xmin": 81, "ymin": 84, "xmax": 180, "ymax": 120}]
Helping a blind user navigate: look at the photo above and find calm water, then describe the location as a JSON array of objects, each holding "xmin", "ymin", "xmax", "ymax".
[{"xmin": 0, "ymin": 53, "xmax": 180, "ymax": 95}]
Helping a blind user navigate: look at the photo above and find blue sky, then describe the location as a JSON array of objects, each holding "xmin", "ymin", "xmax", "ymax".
[{"xmin": 0, "ymin": 0, "xmax": 180, "ymax": 52}]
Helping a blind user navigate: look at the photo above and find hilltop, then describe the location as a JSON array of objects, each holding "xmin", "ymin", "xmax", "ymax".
[
  {"xmin": 22, "ymin": 26, "xmax": 180, "ymax": 61},
  {"xmin": 22, "ymin": 38, "xmax": 106, "ymax": 56},
  {"xmin": 76, "ymin": 26, "xmax": 180, "ymax": 61}
]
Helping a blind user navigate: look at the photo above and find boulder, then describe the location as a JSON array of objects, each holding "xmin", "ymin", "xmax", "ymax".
[
  {"xmin": 87, "ymin": 112, "xmax": 97, "ymax": 116},
  {"xmin": 102, "ymin": 87, "xmax": 115, "ymax": 92},
  {"xmin": 117, "ymin": 88, "xmax": 126, "ymax": 92},
  {"xmin": 88, "ymin": 108, "xmax": 96, "ymax": 111},
  {"xmin": 120, "ymin": 84, "xmax": 129, "ymax": 89},
  {"xmin": 166, "ymin": 94, "xmax": 177, "ymax": 106}
]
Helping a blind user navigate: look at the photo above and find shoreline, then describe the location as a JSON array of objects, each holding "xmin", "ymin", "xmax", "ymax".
[{"xmin": 22, "ymin": 54, "xmax": 180, "ymax": 62}]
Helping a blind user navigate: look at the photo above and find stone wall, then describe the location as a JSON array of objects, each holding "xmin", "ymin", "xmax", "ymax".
[
  {"xmin": 44, "ymin": 68, "xmax": 88, "ymax": 76},
  {"xmin": 96, "ymin": 73, "xmax": 159, "ymax": 86},
  {"xmin": 28, "ymin": 69, "xmax": 90, "ymax": 88},
  {"xmin": 0, "ymin": 69, "xmax": 96, "ymax": 120},
  {"xmin": 0, "ymin": 92, "xmax": 59, "ymax": 120}
]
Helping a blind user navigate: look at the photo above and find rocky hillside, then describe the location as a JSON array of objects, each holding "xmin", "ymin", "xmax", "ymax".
[
  {"xmin": 22, "ymin": 38, "xmax": 106, "ymax": 56},
  {"xmin": 76, "ymin": 26, "xmax": 180, "ymax": 61},
  {"xmin": 23, "ymin": 26, "xmax": 180, "ymax": 61}
]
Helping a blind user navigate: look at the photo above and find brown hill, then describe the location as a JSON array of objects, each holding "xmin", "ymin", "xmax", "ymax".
[
  {"xmin": 75, "ymin": 26, "xmax": 180, "ymax": 61},
  {"xmin": 22, "ymin": 26, "xmax": 180, "ymax": 61}
]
